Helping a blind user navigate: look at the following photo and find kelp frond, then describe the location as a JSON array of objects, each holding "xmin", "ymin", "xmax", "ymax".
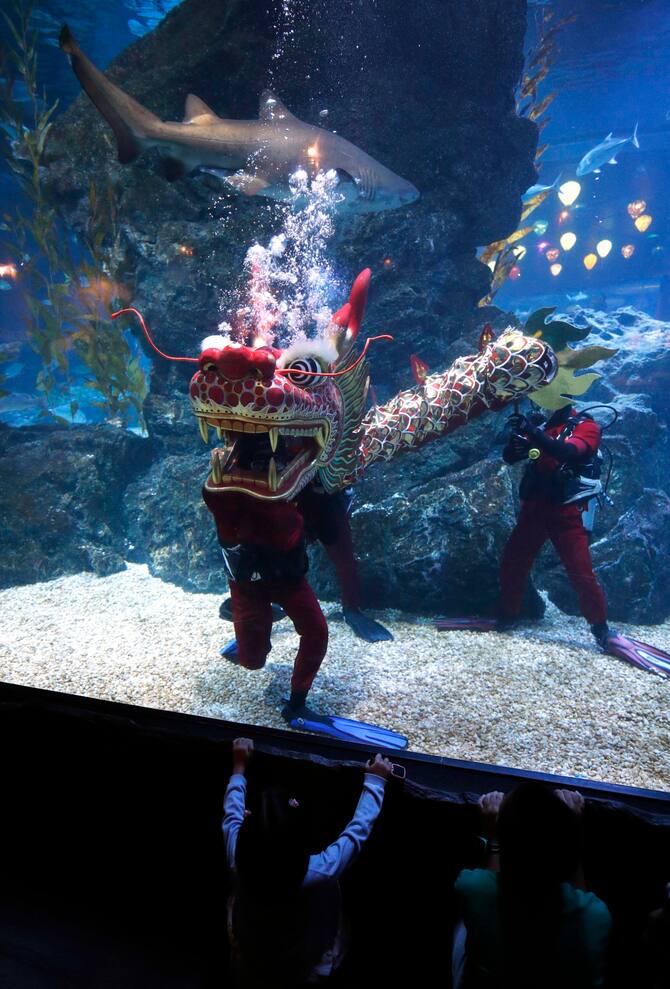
[{"xmin": 0, "ymin": 0, "xmax": 147, "ymax": 429}]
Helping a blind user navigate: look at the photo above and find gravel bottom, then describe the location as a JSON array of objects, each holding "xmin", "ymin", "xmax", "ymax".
[{"xmin": 1, "ymin": 564, "xmax": 668, "ymax": 792}]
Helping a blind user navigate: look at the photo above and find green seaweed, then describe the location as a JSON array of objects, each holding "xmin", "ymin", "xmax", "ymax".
[{"xmin": 0, "ymin": 0, "xmax": 147, "ymax": 429}]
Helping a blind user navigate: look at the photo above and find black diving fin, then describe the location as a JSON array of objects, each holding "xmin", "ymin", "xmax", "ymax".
[
  {"xmin": 604, "ymin": 633, "xmax": 670, "ymax": 678},
  {"xmin": 282, "ymin": 703, "xmax": 409, "ymax": 749},
  {"xmin": 343, "ymin": 607, "xmax": 394, "ymax": 642}
]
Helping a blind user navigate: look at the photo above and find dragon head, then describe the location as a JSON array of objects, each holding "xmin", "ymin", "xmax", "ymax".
[{"xmin": 110, "ymin": 270, "xmax": 378, "ymax": 502}]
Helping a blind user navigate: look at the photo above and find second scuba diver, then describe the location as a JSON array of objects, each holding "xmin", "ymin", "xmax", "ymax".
[{"xmin": 438, "ymin": 398, "xmax": 670, "ymax": 676}]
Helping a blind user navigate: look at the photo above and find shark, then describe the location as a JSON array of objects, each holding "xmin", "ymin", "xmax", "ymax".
[
  {"xmin": 59, "ymin": 25, "xmax": 419, "ymax": 213},
  {"xmin": 576, "ymin": 124, "xmax": 640, "ymax": 177}
]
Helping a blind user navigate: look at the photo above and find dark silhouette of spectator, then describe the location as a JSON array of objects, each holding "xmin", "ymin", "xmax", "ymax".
[
  {"xmin": 223, "ymin": 737, "xmax": 392, "ymax": 988},
  {"xmin": 453, "ymin": 782, "xmax": 612, "ymax": 989},
  {"xmin": 643, "ymin": 881, "xmax": 670, "ymax": 989}
]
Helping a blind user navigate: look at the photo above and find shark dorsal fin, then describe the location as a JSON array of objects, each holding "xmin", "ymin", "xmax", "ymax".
[
  {"xmin": 605, "ymin": 131, "xmax": 613, "ymax": 140},
  {"xmin": 183, "ymin": 94, "xmax": 221, "ymax": 124},
  {"xmin": 259, "ymin": 89, "xmax": 295, "ymax": 122}
]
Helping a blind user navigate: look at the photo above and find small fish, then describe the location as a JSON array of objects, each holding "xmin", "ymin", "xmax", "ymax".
[
  {"xmin": 0, "ymin": 281, "xmax": 11, "ymax": 291},
  {"xmin": 522, "ymin": 173, "xmax": 561, "ymax": 203},
  {"xmin": 527, "ymin": 92, "xmax": 556, "ymax": 122},
  {"xmin": 576, "ymin": 124, "xmax": 639, "ymax": 177},
  {"xmin": 319, "ymin": 109, "xmax": 328, "ymax": 118},
  {"xmin": 567, "ymin": 291, "xmax": 588, "ymax": 303}
]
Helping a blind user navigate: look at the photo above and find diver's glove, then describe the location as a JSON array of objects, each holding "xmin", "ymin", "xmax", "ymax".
[{"xmin": 526, "ymin": 427, "xmax": 585, "ymax": 464}]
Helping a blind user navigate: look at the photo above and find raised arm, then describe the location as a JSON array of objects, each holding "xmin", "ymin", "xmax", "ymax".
[{"xmin": 304, "ymin": 755, "xmax": 392, "ymax": 885}]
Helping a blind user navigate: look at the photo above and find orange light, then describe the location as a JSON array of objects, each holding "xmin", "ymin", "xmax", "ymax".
[
  {"xmin": 627, "ymin": 200, "xmax": 646, "ymax": 220},
  {"xmin": 509, "ymin": 266, "xmax": 522, "ymax": 280},
  {"xmin": 0, "ymin": 263, "xmax": 18, "ymax": 279},
  {"xmin": 383, "ymin": 257, "xmax": 394, "ymax": 267},
  {"xmin": 583, "ymin": 253, "xmax": 598, "ymax": 271},
  {"xmin": 307, "ymin": 144, "xmax": 318, "ymax": 158},
  {"xmin": 634, "ymin": 214, "xmax": 653, "ymax": 233},
  {"xmin": 621, "ymin": 244, "xmax": 635, "ymax": 259},
  {"xmin": 558, "ymin": 210, "xmax": 569, "ymax": 223},
  {"xmin": 545, "ymin": 248, "xmax": 560, "ymax": 262},
  {"xmin": 177, "ymin": 244, "xmax": 194, "ymax": 256},
  {"xmin": 550, "ymin": 263, "xmax": 562, "ymax": 277}
]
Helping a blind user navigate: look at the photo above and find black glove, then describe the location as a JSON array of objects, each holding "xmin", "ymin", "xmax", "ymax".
[
  {"xmin": 508, "ymin": 434, "xmax": 530, "ymax": 457},
  {"xmin": 507, "ymin": 413, "xmax": 528, "ymax": 433}
]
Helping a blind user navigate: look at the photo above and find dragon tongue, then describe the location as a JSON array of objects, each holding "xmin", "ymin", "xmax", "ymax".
[{"xmin": 268, "ymin": 456, "xmax": 278, "ymax": 492}]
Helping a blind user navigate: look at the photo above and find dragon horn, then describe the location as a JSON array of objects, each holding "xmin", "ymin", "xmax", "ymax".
[{"xmin": 331, "ymin": 268, "xmax": 372, "ymax": 361}]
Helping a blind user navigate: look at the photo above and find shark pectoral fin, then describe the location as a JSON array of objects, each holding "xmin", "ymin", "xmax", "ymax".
[
  {"xmin": 225, "ymin": 172, "xmax": 270, "ymax": 196},
  {"xmin": 183, "ymin": 94, "xmax": 221, "ymax": 125},
  {"xmin": 258, "ymin": 89, "xmax": 296, "ymax": 122}
]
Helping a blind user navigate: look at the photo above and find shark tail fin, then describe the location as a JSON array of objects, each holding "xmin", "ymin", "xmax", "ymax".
[
  {"xmin": 59, "ymin": 23, "xmax": 160, "ymax": 165},
  {"xmin": 632, "ymin": 121, "xmax": 640, "ymax": 149}
]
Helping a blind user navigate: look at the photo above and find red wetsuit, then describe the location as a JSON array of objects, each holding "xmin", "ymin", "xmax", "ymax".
[
  {"xmin": 202, "ymin": 490, "xmax": 328, "ymax": 696},
  {"xmin": 499, "ymin": 409, "xmax": 608, "ymax": 625}
]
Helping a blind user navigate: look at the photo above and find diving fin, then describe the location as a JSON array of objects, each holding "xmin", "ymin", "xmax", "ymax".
[
  {"xmin": 220, "ymin": 639, "xmax": 240, "ymax": 662},
  {"xmin": 343, "ymin": 608, "xmax": 394, "ymax": 642},
  {"xmin": 604, "ymin": 633, "xmax": 670, "ymax": 678},
  {"xmin": 436, "ymin": 617, "xmax": 498, "ymax": 633},
  {"xmin": 282, "ymin": 703, "xmax": 408, "ymax": 749}
]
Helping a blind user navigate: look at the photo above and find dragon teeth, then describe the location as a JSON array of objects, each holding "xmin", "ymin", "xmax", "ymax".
[
  {"xmin": 269, "ymin": 427, "xmax": 279, "ymax": 452},
  {"xmin": 211, "ymin": 449, "xmax": 222, "ymax": 484},
  {"xmin": 215, "ymin": 423, "xmax": 223, "ymax": 440},
  {"xmin": 315, "ymin": 426, "xmax": 327, "ymax": 451},
  {"xmin": 198, "ymin": 418, "xmax": 209, "ymax": 444},
  {"xmin": 268, "ymin": 456, "xmax": 278, "ymax": 492}
]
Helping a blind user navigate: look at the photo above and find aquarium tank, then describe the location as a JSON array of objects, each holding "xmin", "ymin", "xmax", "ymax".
[{"xmin": 0, "ymin": 0, "xmax": 668, "ymax": 793}]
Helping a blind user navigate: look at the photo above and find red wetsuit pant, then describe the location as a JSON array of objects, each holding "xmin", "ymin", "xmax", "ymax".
[
  {"xmin": 499, "ymin": 498, "xmax": 607, "ymax": 624},
  {"xmin": 229, "ymin": 576, "xmax": 328, "ymax": 695}
]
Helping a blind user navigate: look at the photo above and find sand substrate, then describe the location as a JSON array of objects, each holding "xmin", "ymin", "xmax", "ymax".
[{"xmin": 0, "ymin": 564, "xmax": 668, "ymax": 792}]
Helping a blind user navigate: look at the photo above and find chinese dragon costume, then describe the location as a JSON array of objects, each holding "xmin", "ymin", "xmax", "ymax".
[{"xmin": 113, "ymin": 269, "xmax": 668, "ymax": 745}]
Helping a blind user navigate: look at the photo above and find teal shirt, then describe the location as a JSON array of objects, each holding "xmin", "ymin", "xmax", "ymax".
[{"xmin": 454, "ymin": 868, "xmax": 612, "ymax": 987}]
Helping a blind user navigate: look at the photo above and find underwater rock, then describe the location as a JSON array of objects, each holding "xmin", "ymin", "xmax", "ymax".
[
  {"xmin": 44, "ymin": 0, "xmax": 535, "ymax": 401},
  {"xmin": 0, "ymin": 423, "xmax": 152, "ymax": 588},
  {"xmin": 540, "ymin": 489, "xmax": 670, "ymax": 624},
  {"xmin": 123, "ymin": 452, "xmax": 223, "ymax": 593},
  {"xmin": 309, "ymin": 457, "xmax": 545, "ymax": 618}
]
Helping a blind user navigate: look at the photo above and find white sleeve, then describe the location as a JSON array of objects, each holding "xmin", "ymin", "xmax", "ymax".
[
  {"xmin": 304, "ymin": 774, "xmax": 387, "ymax": 886},
  {"xmin": 222, "ymin": 772, "xmax": 247, "ymax": 870}
]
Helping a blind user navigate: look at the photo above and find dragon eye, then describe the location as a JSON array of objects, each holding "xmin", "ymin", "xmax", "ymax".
[
  {"xmin": 201, "ymin": 362, "xmax": 217, "ymax": 372},
  {"xmin": 285, "ymin": 355, "xmax": 325, "ymax": 387}
]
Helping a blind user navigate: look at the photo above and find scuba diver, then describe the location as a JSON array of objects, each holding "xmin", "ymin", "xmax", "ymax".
[
  {"xmin": 437, "ymin": 399, "xmax": 670, "ymax": 677},
  {"xmin": 497, "ymin": 402, "xmax": 609, "ymax": 645},
  {"xmin": 218, "ymin": 460, "xmax": 394, "ymax": 655}
]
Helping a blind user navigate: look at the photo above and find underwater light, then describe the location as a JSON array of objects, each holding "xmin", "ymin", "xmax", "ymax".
[
  {"xmin": 583, "ymin": 253, "xmax": 598, "ymax": 271},
  {"xmin": 177, "ymin": 244, "xmax": 194, "ymax": 256},
  {"xmin": 635, "ymin": 214, "xmax": 652, "ymax": 232},
  {"xmin": 509, "ymin": 266, "xmax": 522, "ymax": 280},
  {"xmin": 0, "ymin": 263, "xmax": 18, "ymax": 279},
  {"xmin": 558, "ymin": 210, "xmax": 569, "ymax": 223},
  {"xmin": 512, "ymin": 245, "xmax": 527, "ymax": 261},
  {"xmin": 621, "ymin": 244, "xmax": 635, "ymax": 259},
  {"xmin": 560, "ymin": 232, "xmax": 577, "ymax": 251},
  {"xmin": 307, "ymin": 144, "xmax": 319, "ymax": 158},
  {"xmin": 533, "ymin": 219, "xmax": 549, "ymax": 235},
  {"xmin": 558, "ymin": 181, "xmax": 581, "ymax": 206},
  {"xmin": 383, "ymin": 257, "xmax": 394, "ymax": 267},
  {"xmin": 545, "ymin": 248, "xmax": 560, "ymax": 262},
  {"xmin": 627, "ymin": 200, "xmax": 646, "ymax": 220},
  {"xmin": 537, "ymin": 241, "xmax": 549, "ymax": 252},
  {"xmin": 596, "ymin": 239, "xmax": 612, "ymax": 258},
  {"xmin": 550, "ymin": 263, "xmax": 562, "ymax": 277}
]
